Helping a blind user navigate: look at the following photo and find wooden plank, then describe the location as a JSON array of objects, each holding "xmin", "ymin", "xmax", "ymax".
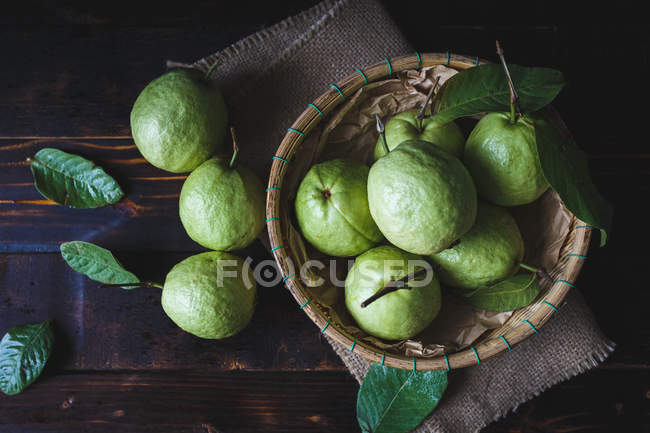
[
  {"xmin": 0, "ymin": 142, "xmax": 648, "ymax": 370},
  {"xmin": 1, "ymin": 12, "xmax": 648, "ymax": 433},
  {"xmin": 1, "ymin": 2, "xmax": 316, "ymax": 27},
  {"xmin": 0, "ymin": 253, "xmax": 344, "ymax": 371},
  {"xmin": 0, "ymin": 138, "xmax": 198, "ymax": 252},
  {"xmin": 482, "ymin": 369, "xmax": 650, "ymax": 433},
  {"xmin": 0, "ymin": 138, "xmax": 640, "ymax": 253},
  {"xmin": 1, "ymin": 136, "xmax": 641, "ymax": 253},
  {"xmin": 0, "ymin": 370, "xmax": 647, "ymax": 433},
  {"xmin": 0, "ymin": 372, "xmax": 359, "ymax": 433},
  {"xmin": 0, "ymin": 250, "xmax": 648, "ymax": 372},
  {"xmin": 0, "ymin": 26, "xmax": 237, "ymax": 138},
  {"xmin": 0, "ymin": 4, "xmax": 320, "ymax": 138},
  {"xmin": 0, "ymin": 22, "xmax": 647, "ymax": 149}
]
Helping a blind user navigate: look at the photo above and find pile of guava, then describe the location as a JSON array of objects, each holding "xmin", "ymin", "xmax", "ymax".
[
  {"xmin": 295, "ymin": 87, "xmax": 544, "ymax": 341},
  {"xmin": 130, "ymin": 67, "xmax": 264, "ymax": 340}
]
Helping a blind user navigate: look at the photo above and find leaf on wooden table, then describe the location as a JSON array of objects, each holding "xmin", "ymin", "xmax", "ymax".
[
  {"xmin": 29, "ymin": 147, "xmax": 124, "ymax": 208},
  {"xmin": 60, "ymin": 241, "xmax": 140, "ymax": 288},
  {"xmin": 357, "ymin": 364, "xmax": 447, "ymax": 433},
  {"xmin": 464, "ymin": 273, "xmax": 540, "ymax": 312},
  {"xmin": 0, "ymin": 320, "xmax": 55, "ymax": 396},
  {"xmin": 432, "ymin": 64, "xmax": 565, "ymax": 123},
  {"xmin": 534, "ymin": 114, "xmax": 613, "ymax": 246}
]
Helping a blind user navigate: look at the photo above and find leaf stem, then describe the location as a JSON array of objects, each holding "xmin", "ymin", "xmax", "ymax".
[
  {"xmin": 519, "ymin": 263, "xmax": 538, "ymax": 273},
  {"xmin": 376, "ymin": 114, "xmax": 389, "ymax": 154},
  {"xmin": 495, "ymin": 40, "xmax": 522, "ymax": 123},
  {"xmin": 229, "ymin": 127, "xmax": 239, "ymax": 169},
  {"xmin": 205, "ymin": 61, "xmax": 219, "ymax": 80},
  {"xmin": 100, "ymin": 281, "xmax": 163, "ymax": 289},
  {"xmin": 361, "ymin": 268, "xmax": 426, "ymax": 308},
  {"xmin": 416, "ymin": 77, "xmax": 439, "ymax": 131}
]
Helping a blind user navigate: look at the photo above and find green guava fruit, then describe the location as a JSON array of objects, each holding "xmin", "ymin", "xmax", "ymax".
[
  {"xmin": 429, "ymin": 202, "xmax": 524, "ymax": 290},
  {"xmin": 373, "ymin": 109, "xmax": 464, "ymax": 160},
  {"xmin": 161, "ymin": 251, "xmax": 256, "ymax": 339},
  {"xmin": 368, "ymin": 140, "xmax": 477, "ymax": 255},
  {"xmin": 295, "ymin": 158, "xmax": 383, "ymax": 257},
  {"xmin": 130, "ymin": 68, "xmax": 228, "ymax": 173},
  {"xmin": 179, "ymin": 157, "xmax": 264, "ymax": 251},
  {"xmin": 463, "ymin": 112, "xmax": 549, "ymax": 206},
  {"xmin": 345, "ymin": 245, "xmax": 441, "ymax": 340}
]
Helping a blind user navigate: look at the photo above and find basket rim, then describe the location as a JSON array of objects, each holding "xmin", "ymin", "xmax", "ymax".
[{"xmin": 265, "ymin": 52, "xmax": 591, "ymax": 371}]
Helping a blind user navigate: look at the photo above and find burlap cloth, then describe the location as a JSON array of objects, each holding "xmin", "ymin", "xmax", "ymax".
[{"xmin": 178, "ymin": 1, "xmax": 615, "ymax": 431}]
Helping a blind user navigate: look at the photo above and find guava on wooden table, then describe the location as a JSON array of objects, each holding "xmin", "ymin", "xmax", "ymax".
[
  {"xmin": 179, "ymin": 156, "xmax": 265, "ymax": 251},
  {"xmin": 161, "ymin": 251, "xmax": 256, "ymax": 339},
  {"xmin": 130, "ymin": 68, "xmax": 228, "ymax": 173}
]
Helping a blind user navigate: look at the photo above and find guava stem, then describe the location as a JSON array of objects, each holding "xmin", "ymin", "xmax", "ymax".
[
  {"xmin": 100, "ymin": 281, "xmax": 163, "ymax": 289},
  {"xmin": 495, "ymin": 40, "xmax": 522, "ymax": 123},
  {"xmin": 360, "ymin": 268, "xmax": 426, "ymax": 308},
  {"xmin": 375, "ymin": 114, "xmax": 390, "ymax": 154},
  {"xmin": 519, "ymin": 263, "xmax": 553, "ymax": 283},
  {"xmin": 417, "ymin": 77, "xmax": 439, "ymax": 132},
  {"xmin": 229, "ymin": 127, "xmax": 239, "ymax": 169},
  {"xmin": 205, "ymin": 61, "xmax": 219, "ymax": 80}
]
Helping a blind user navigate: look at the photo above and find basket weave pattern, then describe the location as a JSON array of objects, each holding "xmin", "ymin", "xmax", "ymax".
[{"xmin": 266, "ymin": 53, "xmax": 591, "ymax": 370}]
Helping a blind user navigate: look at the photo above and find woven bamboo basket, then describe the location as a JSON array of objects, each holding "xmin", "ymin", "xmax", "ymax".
[{"xmin": 266, "ymin": 52, "xmax": 591, "ymax": 370}]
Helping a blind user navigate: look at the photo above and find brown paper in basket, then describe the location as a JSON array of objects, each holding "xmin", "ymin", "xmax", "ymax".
[{"xmin": 282, "ymin": 65, "xmax": 572, "ymax": 358}]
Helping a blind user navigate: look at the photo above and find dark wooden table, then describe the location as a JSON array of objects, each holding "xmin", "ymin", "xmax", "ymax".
[{"xmin": 1, "ymin": 2, "xmax": 648, "ymax": 432}]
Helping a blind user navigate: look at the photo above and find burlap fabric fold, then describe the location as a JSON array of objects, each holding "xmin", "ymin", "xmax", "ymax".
[{"xmin": 179, "ymin": 1, "xmax": 615, "ymax": 431}]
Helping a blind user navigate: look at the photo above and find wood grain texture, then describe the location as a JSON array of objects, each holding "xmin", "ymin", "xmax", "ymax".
[
  {"xmin": 1, "ymin": 137, "xmax": 645, "ymax": 254},
  {"xmin": 0, "ymin": 14, "xmax": 647, "ymax": 155},
  {"xmin": 0, "ymin": 3, "xmax": 648, "ymax": 431},
  {"xmin": 0, "ymin": 27, "xmax": 240, "ymax": 138},
  {"xmin": 0, "ymin": 253, "xmax": 344, "ymax": 371},
  {"xmin": 0, "ymin": 372, "xmax": 359, "ymax": 433},
  {"xmin": 0, "ymin": 247, "xmax": 647, "ymax": 373},
  {"xmin": 1, "ymin": 138, "xmax": 645, "ymax": 253},
  {"xmin": 0, "ymin": 138, "xmax": 196, "ymax": 252},
  {"xmin": 0, "ymin": 370, "xmax": 647, "ymax": 433}
]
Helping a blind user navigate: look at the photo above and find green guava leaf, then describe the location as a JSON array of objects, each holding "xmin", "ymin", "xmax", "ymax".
[
  {"xmin": 534, "ymin": 114, "xmax": 613, "ymax": 246},
  {"xmin": 29, "ymin": 148, "xmax": 124, "ymax": 208},
  {"xmin": 0, "ymin": 320, "xmax": 55, "ymax": 395},
  {"xmin": 60, "ymin": 241, "xmax": 140, "ymax": 288},
  {"xmin": 465, "ymin": 273, "xmax": 540, "ymax": 312},
  {"xmin": 357, "ymin": 364, "xmax": 447, "ymax": 433},
  {"xmin": 432, "ymin": 64, "xmax": 565, "ymax": 123}
]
